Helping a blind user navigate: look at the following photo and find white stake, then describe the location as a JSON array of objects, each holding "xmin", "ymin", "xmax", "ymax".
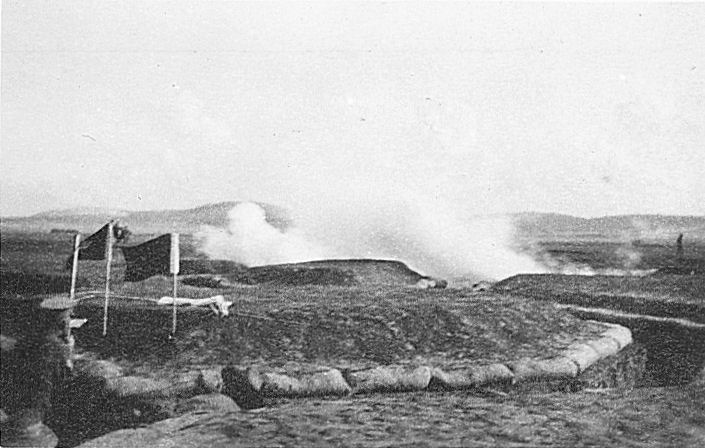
[
  {"xmin": 102, "ymin": 221, "xmax": 114, "ymax": 337},
  {"xmin": 69, "ymin": 233, "xmax": 81, "ymax": 301},
  {"xmin": 170, "ymin": 233, "xmax": 180, "ymax": 336},
  {"xmin": 67, "ymin": 233, "xmax": 81, "ymax": 339}
]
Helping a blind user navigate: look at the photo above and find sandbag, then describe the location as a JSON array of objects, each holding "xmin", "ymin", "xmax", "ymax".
[
  {"xmin": 586, "ymin": 337, "xmax": 621, "ymax": 359},
  {"xmin": 467, "ymin": 363, "xmax": 514, "ymax": 386},
  {"xmin": 601, "ymin": 324, "xmax": 633, "ymax": 349},
  {"xmin": 260, "ymin": 369, "xmax": 350, "ymax": 398},
  {"xmin": 429, "ymin": 367, "xmax": 474, "ymax": 390},
  {"xmin": 175, "ymin": 393, "xmax": 239, "ymax": 414},
  {"xmin": 430, "ymin": 364, "xmax": 514, "ymax": 390},
  {"xmin": 259, "ymin": 372, "xmax": 301, "ymax": 396},
  {"xmin": 292, "ymin": 369, "xmax": 350, "ymax": 396},
  {"xmin": 509, "ymin": 357, "xmax": 579, "ymax": 383},
  {"xmin": 197, "ymin": 369, "xmax": 223, "ymax": 394},
  {"xmin": 105, "ymin": 376, "xmax": 172, "ymax": 399},
  {"xmin": 562, "ymin": 343, "xmax": 601, "ymax": 373},
  {"xmin": 346, "ymin": 366, "xmax": 431, "ymax": 394}
]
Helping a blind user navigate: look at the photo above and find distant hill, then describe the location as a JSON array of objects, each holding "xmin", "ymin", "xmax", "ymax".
[
  {"xmin": 31, "ymin": 207, "xmax": 130, "ymax": 218},
  {"xmin": 511, "ymin": 213, "xmax": 705, "ymax": 242},
  {"xmin": 0, "ymin": 201, "xmax": 290, "ymax": 235},
  {"xmin": 2, "ymin": 202, "xmax": 703, "ymax": 242}
]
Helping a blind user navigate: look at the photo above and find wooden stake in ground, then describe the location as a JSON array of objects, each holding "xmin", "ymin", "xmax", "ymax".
[
  {"xmin": 67, "ymin": 233, "xmax": 81, "ymax": 339},
  {"xmin": 170, "ymin": 232, "xmax": 180, "ymax": 337},
  {"xmin": 102, "ymin": 221, "xmax": 114, "ymax": 336}
]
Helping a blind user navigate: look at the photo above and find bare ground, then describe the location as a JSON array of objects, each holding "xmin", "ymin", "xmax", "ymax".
[{"xmin": 77, "ymin": 375, "xmax": 705, "ymax": 448}]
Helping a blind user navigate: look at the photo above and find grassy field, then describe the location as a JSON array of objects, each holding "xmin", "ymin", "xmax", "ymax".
[
  {"xmin": 3, "ymin": 228, "xmax": 704, "ymax": 447},
  {"xmin": 515, "ymin": 238, "xmax": 705, "ymax": 273},
  {"xmin": 0, "ymin": 231, "xmax": 206, "ymax": 293},
  {"xmin": 67, "ymin": 288, "xmax": 606, "ymax": 377},
  {"xmin": 2, "ymin": 229, "xmax": 703, "ymax": 371},
  {"xmin": 493, "ymin": 273, "xmax": 705, "ymax": 323},
  {"xmin": 0, "ymin": 230, "xmax": 615, "ymax": 371}
]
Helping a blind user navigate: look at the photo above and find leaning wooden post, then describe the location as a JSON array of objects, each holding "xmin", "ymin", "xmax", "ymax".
[
  {"xmin": 170, "ymin": 233, "xmax": 180, "ymax": 337},
  {"xmin": 102, "ymin": 221, "xmax": 114, "ymax": 337},
  {"xmin": 67, "ymin": 233, "xmax": 81, "ymax": 340}
]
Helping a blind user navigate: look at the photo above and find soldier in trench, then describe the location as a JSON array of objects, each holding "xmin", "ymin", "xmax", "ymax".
[{"xmin": 0, "ymin": 298, "xmax": 75, "ymax": 447}]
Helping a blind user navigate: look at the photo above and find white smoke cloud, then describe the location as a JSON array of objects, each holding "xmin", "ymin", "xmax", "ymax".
[
  {"xmin": 294, "ymin": 193, "xmax": 547, "ymax": 280},
  {"xmin": 196, "ymin": 202, "xmax": 327, "ymax": 266},
  {"xmin": 531, "ymin": 246, "xmax": 655, "ymax": 277},
  {"xmin": 197, "ymin": 193, "xmax": 547, "ymax": 281},
  {"xmin": 196, "ymin": 197, "xmax": 661, "ymax": 281}
]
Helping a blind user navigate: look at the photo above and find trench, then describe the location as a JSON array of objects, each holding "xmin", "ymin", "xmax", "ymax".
[{"xmin": 560, "ymin": 305, "xmax": 705, "ymax": 387}]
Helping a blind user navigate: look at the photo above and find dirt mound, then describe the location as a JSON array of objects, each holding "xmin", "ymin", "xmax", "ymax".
[
  {"xmin": 177, "ymin": 258, "xmax": 246, "ymax": 275},
  {"xmin": 226, "ymin": 259, "xmax": 436, "ymax": 287},
  {"xmin": 69, "ymin": 288, "xmax": 606, "ymax": 372}
]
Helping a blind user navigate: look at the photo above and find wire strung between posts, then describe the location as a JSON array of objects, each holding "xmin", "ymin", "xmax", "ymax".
[{"xmin": 72, "ymin": 292, "xmax": 338, "ymax": 327}]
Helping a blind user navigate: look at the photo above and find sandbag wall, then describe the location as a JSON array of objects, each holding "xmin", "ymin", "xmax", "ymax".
[{"xmin": 220, "ymin": 322, "xmax": 642, "ymax": 409}]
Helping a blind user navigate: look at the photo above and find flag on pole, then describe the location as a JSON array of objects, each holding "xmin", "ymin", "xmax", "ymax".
[
  {"xmin": 64, "ymin": 221, "xmax": 129, "ymax": 270},
  {"xmin": 120, "ymin": 234, "xmax": 181, "ymax": 335},
  {"xmin": 67, "ymin": 233, "xmax": 81, "ymax": 340},
  {"xmin": 68, "ymin": 234, "xmax": 81, "ymax": 301},
  {"xmin": 121, "ymin": 234, "xmax": 176, "ymax": 282},
  {"xmin": 102, "ymin": 221, "xmax": 114, "ymax": 336},
  {"xmin": 170, "ymin": 233, "xmax": 180, "ymax": 276}
]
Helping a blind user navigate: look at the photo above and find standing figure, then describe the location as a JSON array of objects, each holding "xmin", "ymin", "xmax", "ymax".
[{"xmin": 0, "ymin": 297, "xmax": 76, "ymax": 447}]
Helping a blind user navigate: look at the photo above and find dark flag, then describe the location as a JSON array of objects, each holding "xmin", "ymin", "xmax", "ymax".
[
  {"xmin": 121, "ymin": 234, "xmax": 174, "ymax": 282},
  {"xmin": 64, "ymin": 223, "xmax": 109, "ymax": 270},
  {"xmin": 64, "ymin": 221, "xmax": 130, "ymax": 270}
]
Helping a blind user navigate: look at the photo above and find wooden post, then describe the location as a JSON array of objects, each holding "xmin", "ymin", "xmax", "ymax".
[
  {"xmin": 102, "ymin": 221, "xmax": 114, "ymax": 337},
  {"xmin": 67, "ymin": 233, "xmax": 81, "ymax": 340},
  {"xmin": 170, "ymin": 233, "xmax": 180, "ymax": 337}
]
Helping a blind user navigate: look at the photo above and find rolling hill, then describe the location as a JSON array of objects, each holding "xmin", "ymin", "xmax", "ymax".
[
  {"xmin": 1, "ymin": 202, "xmax": 703, "ymax": 242},
  {"xmin": 511, "ymin": 213, "xmax": 705, "ymax": 242},
  {"xmin": 0, "ymin": 201, "xmax": 290, "ymax": 235}
]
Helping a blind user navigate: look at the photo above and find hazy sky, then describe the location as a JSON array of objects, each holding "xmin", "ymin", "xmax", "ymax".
[{"xmin": 2, "ymin": 1, "xmax": 704, "ymax": 217}]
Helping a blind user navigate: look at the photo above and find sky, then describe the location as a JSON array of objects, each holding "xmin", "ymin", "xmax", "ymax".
[{"xmin": 2, "ymin": 1, "xmax": 704, "ymax": 218}]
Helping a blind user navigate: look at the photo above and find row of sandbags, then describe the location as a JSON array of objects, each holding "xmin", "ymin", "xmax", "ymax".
[
  {"xmin": 68, "ymin": 358, "xmax": 224, "ymax": 400},
  {"xmin": 4, "ymin": 321, "xmax": 632, "ymax": 447},
  {"xmin": 42, "ymin": 321, "xmax": 633, "ymax": 424},
  {"xmin": 221, "ymin": 322, "xmax": 633, "ymax": 408}
]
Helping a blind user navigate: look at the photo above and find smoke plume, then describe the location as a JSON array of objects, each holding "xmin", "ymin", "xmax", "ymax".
[
  {"xmin": 197, "ymin": 194, "xmax": 547, "ymax": 281},
  {"xmin": 196, "ymin": 202, "xmax": 327, "ymax": 266}
]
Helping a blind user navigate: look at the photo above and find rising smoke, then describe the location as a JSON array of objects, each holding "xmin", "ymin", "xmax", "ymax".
[
  {"xmin": 196, "ymin": 202, "xmax": 328, "ymax": 266},
  {"xmin": 197, "ymin": 194, "xmax": 548, "ymax": 281},
  {"xmin": 528, "ymin": 241, "xmax": 656, "ymax": 277}
]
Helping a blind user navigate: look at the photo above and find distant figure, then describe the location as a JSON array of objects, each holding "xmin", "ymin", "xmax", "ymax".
[
  {"xmin": 472, "ymin": 281, "xmax": 493, "ymax": 292},
  {"xmin": 676, "ymin": 233, "xmax": 684, "ymax": 262},
  {"xmin": 112, "ymin": 220, "xmax": 131, "ymax": 243}
]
